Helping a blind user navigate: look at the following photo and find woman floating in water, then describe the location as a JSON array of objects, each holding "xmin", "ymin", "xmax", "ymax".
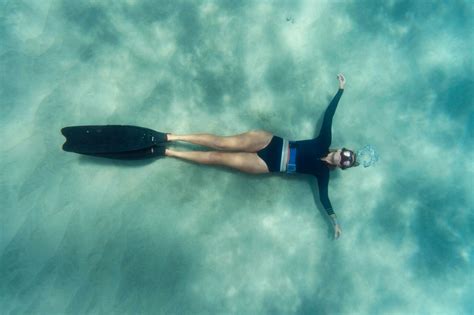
[
  {"xmin": 165, "ymin": 74, "xmax": 356, "ymax": 239},
  {"xmin": 62, "ymin": 74, "xmax": 369, "ymax": 240}
]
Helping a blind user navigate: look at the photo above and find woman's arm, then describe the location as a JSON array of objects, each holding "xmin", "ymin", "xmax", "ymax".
[
  {"xmin": 317, "ymin": 175, "xmax": 342, "ymax": 240},
  {"xmin": 317, "ymin": 74, "xmax": 345, "ymax": 145},
  {"xmin": 330, "ymin": 214, "xmax": 342, "ymax": 239}
]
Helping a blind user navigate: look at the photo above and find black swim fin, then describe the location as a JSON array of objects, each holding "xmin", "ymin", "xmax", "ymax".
[
  {"xmin": 61, "ymin": 125, "xmax": 168, "ymax": 160},
  {"xmin": 79, "ymin": 143, "xmax": 167, "ymax": 160}
]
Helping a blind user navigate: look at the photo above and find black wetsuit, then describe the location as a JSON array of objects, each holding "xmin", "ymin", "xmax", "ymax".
[{"xmin": 290, "ymin": 89, "xmax": 344, "ymax": 215}]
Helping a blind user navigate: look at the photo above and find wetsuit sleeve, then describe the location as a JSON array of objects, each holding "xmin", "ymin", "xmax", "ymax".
[
  {"xmin": 317, "ymin": 174, "xmax": 334, "ymax": 216},
  {"xmin": 318, "ymin": 89, "xmax": 344, "ymax": 147}
]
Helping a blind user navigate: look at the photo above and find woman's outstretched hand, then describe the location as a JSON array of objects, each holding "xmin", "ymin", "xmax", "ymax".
[
  {"xmin": 337, "ymin": 73, "xmax": 346, "ymax": 89},
  {"xmin": 334, "ymin": 224, "xmax": 342, "ymax": 240}
]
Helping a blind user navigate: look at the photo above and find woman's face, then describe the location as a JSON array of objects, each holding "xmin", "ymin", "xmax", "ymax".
[{"xmin": 336, "ymin": 149, "xmax": 355, "ymax": 168}]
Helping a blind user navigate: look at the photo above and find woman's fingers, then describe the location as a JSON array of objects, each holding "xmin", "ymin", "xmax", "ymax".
[{"xmin": 334, "ymin": 225, "xmax": 342, "ymax": 239}]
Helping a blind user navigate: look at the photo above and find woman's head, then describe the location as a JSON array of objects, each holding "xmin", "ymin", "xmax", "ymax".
[
  {"xmin": 328, "ymin": 148, "xmax": 359, "ymax": 170},
  {"xmin": 339, "ymin": 148, "xmax": 358, "ymax": 169}
]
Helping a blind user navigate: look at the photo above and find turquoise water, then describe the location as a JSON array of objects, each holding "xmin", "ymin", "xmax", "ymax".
[{"xmin": 1, "ymin": 0, "xmax": 473, "ymax": 314}]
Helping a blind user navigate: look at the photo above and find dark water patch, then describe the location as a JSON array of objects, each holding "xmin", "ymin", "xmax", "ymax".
[
  {"xmin": 62, "ymin": 202, "xmax": 202, "ymax": 314},
  {"xmin": 0, "ymin": 51, "xmax": 29, "ymax": 117},
  {"xmin": 193, "ymin": 64, "xmax": 249, "ymax": 109},
  {"xmin": 465, "ymin": 111, "xmax": 474, "ymax": 147},
  {"xmin": 343, "ymin": 0, "xmax": 472, "ymax": 51},
  {"xmin": 175, "ymin": 2, "xmax": 201, "ymax": 54},
  {"xmin": 408, "ymin": 186, "xmax": 469, "ymax": 280},
  {"xmin": 433, "ymin": 76, "xmax": 473, "ymax": 122},
  {"xmin": 368, "ymin": 294, "xmax": 406, "ymax": 315},
  {"xmin": 60, "ymin": 1, "xmax": 120, "ymax": 46},
  {"xmin": 343, "ymin": 0, "xmax": 460, "ymax": 34},
  {"xmin": 0, "ymin": 1, "xmax": 34, "ymax": 52},
  {"xmin": 140, "ymin": 80, "xmax": 174, "ymax": 112},
  {"xmin": 367, "ymin": 171, "xmax": 471, "ymax": 282},
  {"xmin": 371, "ymin": 199, "xmax": 407, "ymax": 246},
  {"xmin": 111, "ymin": 227, "xmax": 199, "ymax": 313},
  {"xmin": 344, "ymin": 0, "xmax": 415, "ymax": 33},
  {"xmin": 422, "ymin": 70, "xmax": 474, "ymax": 146},
  {"xmin": 11, "ymin": 211, "xmax": 85, "ymax": 314},
  {"xmin": 264, "ymin": 53, "xmax": 300, "ymax": 101},
  {"xmin": 218, "ymin": 0, "xmax": 252, "ymax": 13},
  {"xmin": 194, "ymin": 68, "xmax": 227, "ymax": 108},
  {"xmin": 410, "ymin": 208, "xmax": 468, "ymax": 277},
  {"xmin": 120, "ymin": 0, "xmax": 175, "ymax": 25},
  {"xmin": 296, "ymin": 253, "xmax": 355, "ymax": 315}
]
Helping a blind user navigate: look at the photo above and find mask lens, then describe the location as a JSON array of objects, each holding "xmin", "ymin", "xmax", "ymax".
[{"xmin": 340, "ymin": 150, "xmax": 353, "ymax": 167}]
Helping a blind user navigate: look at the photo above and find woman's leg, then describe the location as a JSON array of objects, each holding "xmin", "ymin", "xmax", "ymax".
[
  {"xmin": 168, "ymin": 130, "xmax": 273, "ymax": 152},
  {"xmin": 165, "ymin": 149, "xmax": 269, "ymax": 174}
]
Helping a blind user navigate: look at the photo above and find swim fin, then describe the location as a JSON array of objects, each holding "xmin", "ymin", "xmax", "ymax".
[
  {"xmin": 61, "ymin": 125, "xmax": 168, "ymax": 160},
  {"xmin": 78, "ymin": 143, "xmax": 167, "ymax": 160}
]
